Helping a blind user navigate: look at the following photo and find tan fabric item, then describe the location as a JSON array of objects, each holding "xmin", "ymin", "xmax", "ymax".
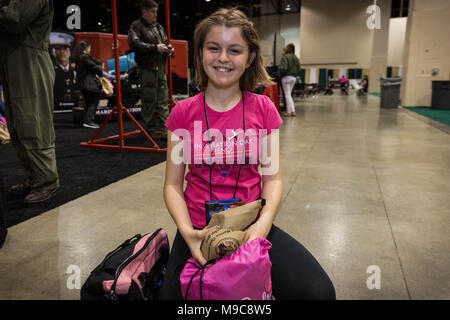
[
  {"xmin": 201, "ymin": 199, "xmax": 265, "ymax": 261},
  {"xmin": 207, "ymin": 199, "xmax": 264, "ymax": 230},
  {"xmin": 0, "ymin": 121, "xmax": 10, "ymax": 144},
  {"xmin": 201, "ymin": 229, "xmax": 246, "ymax": 262}
]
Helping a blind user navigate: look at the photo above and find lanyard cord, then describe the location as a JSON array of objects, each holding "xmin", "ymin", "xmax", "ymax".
[{"xmin": 203, "ymin": 91, "xmax": 245, "ymax": 200}]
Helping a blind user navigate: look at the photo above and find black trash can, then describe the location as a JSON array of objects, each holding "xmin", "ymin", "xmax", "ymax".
[
  {"xmin": 379, "ymin": 77, "xmax": 401, "ymax": 108},
  {"xmin": 431, "ymin": 81, "xmax": 450, "ymax": 110}
]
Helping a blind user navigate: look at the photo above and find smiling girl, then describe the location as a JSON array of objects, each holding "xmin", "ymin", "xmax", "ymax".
[{"xmin": 160, "ymin": 8, "xmax": 335, "ymax": 300}]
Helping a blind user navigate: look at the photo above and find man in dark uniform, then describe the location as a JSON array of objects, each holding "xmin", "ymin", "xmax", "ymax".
[
  {"xmin": 0, "ymin": 0, "xmax": 59, "ymax": 205},
  {"xmin": 51, "ymin": 33, "xmax": 78, "ymax": 111},
  {"xmin": 128, "ymin": 0, "xmax": 174, "ymax": 139}
]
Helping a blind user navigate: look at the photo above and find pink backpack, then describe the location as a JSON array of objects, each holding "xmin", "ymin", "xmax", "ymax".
[
  {"xmin": 180, "ymin": 238, "xmax": 273, "ymax": 300},
  {"xmin": 81, "ymin": 228, "xmax": 169, "ymax": 300}
]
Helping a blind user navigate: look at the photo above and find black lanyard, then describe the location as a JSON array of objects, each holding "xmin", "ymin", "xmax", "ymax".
[{"xmin": 203, "ymin": 91, "xmax": 245, "ymax": 200}]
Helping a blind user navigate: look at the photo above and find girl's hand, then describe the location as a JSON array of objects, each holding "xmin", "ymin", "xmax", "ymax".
[
  {"xmin": 182, "ymin": 227, "xmax": 217, "ymax": 266},
  {"xmin": 243, "ymin": 220, "xmax": 271, "ymax": 244}
]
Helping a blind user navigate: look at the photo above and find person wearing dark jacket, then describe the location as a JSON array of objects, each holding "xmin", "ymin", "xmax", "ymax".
[
  {"xmin": 128, "ymin": 0, "xmax": 174, "ymax": 138},
  {"xmin": 73, "ymin": 41, "xmax": 104, "ymax": 129}
]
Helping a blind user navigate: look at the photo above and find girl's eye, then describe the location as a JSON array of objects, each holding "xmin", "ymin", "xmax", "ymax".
[
  {"xmin": 230, "ymin": 49, "xmax": 242, "ymax": 54},
  {"xmin": 207, "ymin": 47, "xmax": 219, "ymax": 52}
]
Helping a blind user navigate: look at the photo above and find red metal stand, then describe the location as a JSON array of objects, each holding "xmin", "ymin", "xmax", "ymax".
[{"xmin": 80, "ymin": 0, "xmax": 171, "ymax": 153}]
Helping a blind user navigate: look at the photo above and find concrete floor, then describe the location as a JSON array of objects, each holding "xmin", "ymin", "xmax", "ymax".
[{"xmin": 0, "ymin": 92, "xmax": 449, "ymax": 300}]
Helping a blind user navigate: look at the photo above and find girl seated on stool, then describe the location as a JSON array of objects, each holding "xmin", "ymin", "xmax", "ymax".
[{"xmin": 160, "ymin": 8, "xmax": 336, "ymax": 300}]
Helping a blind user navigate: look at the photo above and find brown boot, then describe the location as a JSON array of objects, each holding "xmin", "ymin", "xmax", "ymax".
[
  {"xmin": 24, "ymin": 188, "xmax": 58, "ymax": 206},
  {"xmin": 8, "ymin": 183, "xmax": 31, "ymax": 196}
]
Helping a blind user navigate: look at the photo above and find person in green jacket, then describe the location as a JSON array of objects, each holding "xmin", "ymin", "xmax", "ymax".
[
  {"xmin": 0, "ymin": 0, "xmax": 59, "ymax": 205},
  {"xmin": 280, "ymin": 43, "xmax": 301, "ymax": 117},
  {"xmin": 128, "ymin": 0, "xmax": 174, "ymax": 139}
]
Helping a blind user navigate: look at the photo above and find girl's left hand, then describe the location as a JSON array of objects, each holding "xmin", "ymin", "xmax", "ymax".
[{"xmin": 243, "ymin": 220, "xmax": 271, "ymax": 244}]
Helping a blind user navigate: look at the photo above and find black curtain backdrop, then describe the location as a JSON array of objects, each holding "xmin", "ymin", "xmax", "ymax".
[{"xmin": 0, "ymin": 113, "xmax": 166, "ymax": 228}]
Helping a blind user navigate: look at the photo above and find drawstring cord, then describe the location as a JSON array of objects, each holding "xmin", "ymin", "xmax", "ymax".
[{"xmin": 184, "ymin": 259, "xmax": 215, "ymax": 300}]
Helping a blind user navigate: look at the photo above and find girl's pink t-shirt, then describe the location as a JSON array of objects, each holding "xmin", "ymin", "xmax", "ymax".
[{"xmin": 165, "ymin": 91, "xmax": 282, "ymax": 229}]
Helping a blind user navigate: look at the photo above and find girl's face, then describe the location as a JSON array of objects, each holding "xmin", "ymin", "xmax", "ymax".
[{"xmin": 202, "ymin": 25, "xmax": 255, "ymax": 90}]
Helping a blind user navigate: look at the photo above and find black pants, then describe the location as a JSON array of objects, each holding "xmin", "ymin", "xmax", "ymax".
[
  {"xmin": 82, "ymin": 90, "xmax": 99, "ymax": 124},
  {"xmin": 159, "ymin": 225, "xmax": 336, "ymax": 300}
]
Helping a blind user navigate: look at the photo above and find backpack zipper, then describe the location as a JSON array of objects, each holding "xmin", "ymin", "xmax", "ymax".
[
  {"xmin": 106, "ymin": 228, "xmax": 163, "ymax": 300},
  {"xmin": 103, "ymin": 234, "xmax": 142, "ymax": 266}
]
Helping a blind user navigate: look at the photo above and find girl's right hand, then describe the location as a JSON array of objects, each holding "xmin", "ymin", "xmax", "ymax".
[{"xmin": 182, "ymin": 226, "xmax": 217, "ymax": 266}]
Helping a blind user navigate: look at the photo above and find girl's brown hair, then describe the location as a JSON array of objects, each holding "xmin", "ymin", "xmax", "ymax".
[{"xmin": 193, "ymin": 8, "xmax": 274, "ymax": 91}]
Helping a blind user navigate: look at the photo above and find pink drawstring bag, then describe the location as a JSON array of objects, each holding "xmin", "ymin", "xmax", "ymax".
[{"xmin": 180, "ymin": 238, "xmax": 273, "ymax": 300}]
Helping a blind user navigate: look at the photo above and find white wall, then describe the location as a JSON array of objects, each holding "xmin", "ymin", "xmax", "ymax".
[
  {"xmin": 387, "ymin": 17, "xmax": 407, "ymax": 66},
  {"xmin": 402, "ymin": 0, "xmax": 450, "ymax": 106},
  {"xmin": 300, "ymin": 0, "xmax": 374, "ymax": 69},
  {"xmin": 414, "ymin": 0, "xmax": 450, "ymax": 11}
]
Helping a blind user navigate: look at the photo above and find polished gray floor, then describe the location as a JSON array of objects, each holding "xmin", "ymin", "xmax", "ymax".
[{"xmin": 0, "ymin": 92, "xmax": 449, "ymax": 299}]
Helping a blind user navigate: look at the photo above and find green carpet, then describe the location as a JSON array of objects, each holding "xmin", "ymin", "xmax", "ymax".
[
  {"xmin": 403, "ymin": 107, "xmax": 450, "ymax": 126},
  {"xmin": 370, "ymin": 92, "xmax": 381, "ymax": 97}
]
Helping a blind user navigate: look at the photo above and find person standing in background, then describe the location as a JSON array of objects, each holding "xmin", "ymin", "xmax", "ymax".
[
  {"xmin": 73, "ymin": 41, "xmax": 104, "ymax": 129},
  {"xmin": 0, "ymin": 0, "xmax": 60, "ymax": 205},
  {"xmin": 280, "ymin": 43, "xmax": 301, "ymax": 117},
  {"xmin": 340, "ymin": 74, "xmax": 348, "ymax": 95},
  {"xmin": 128, "ymin": 0, "xmax": 174, "ymax": 140},
  {"xmin": 363, "ymin": 75, "xmax": 369, "ymax": 93}
]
